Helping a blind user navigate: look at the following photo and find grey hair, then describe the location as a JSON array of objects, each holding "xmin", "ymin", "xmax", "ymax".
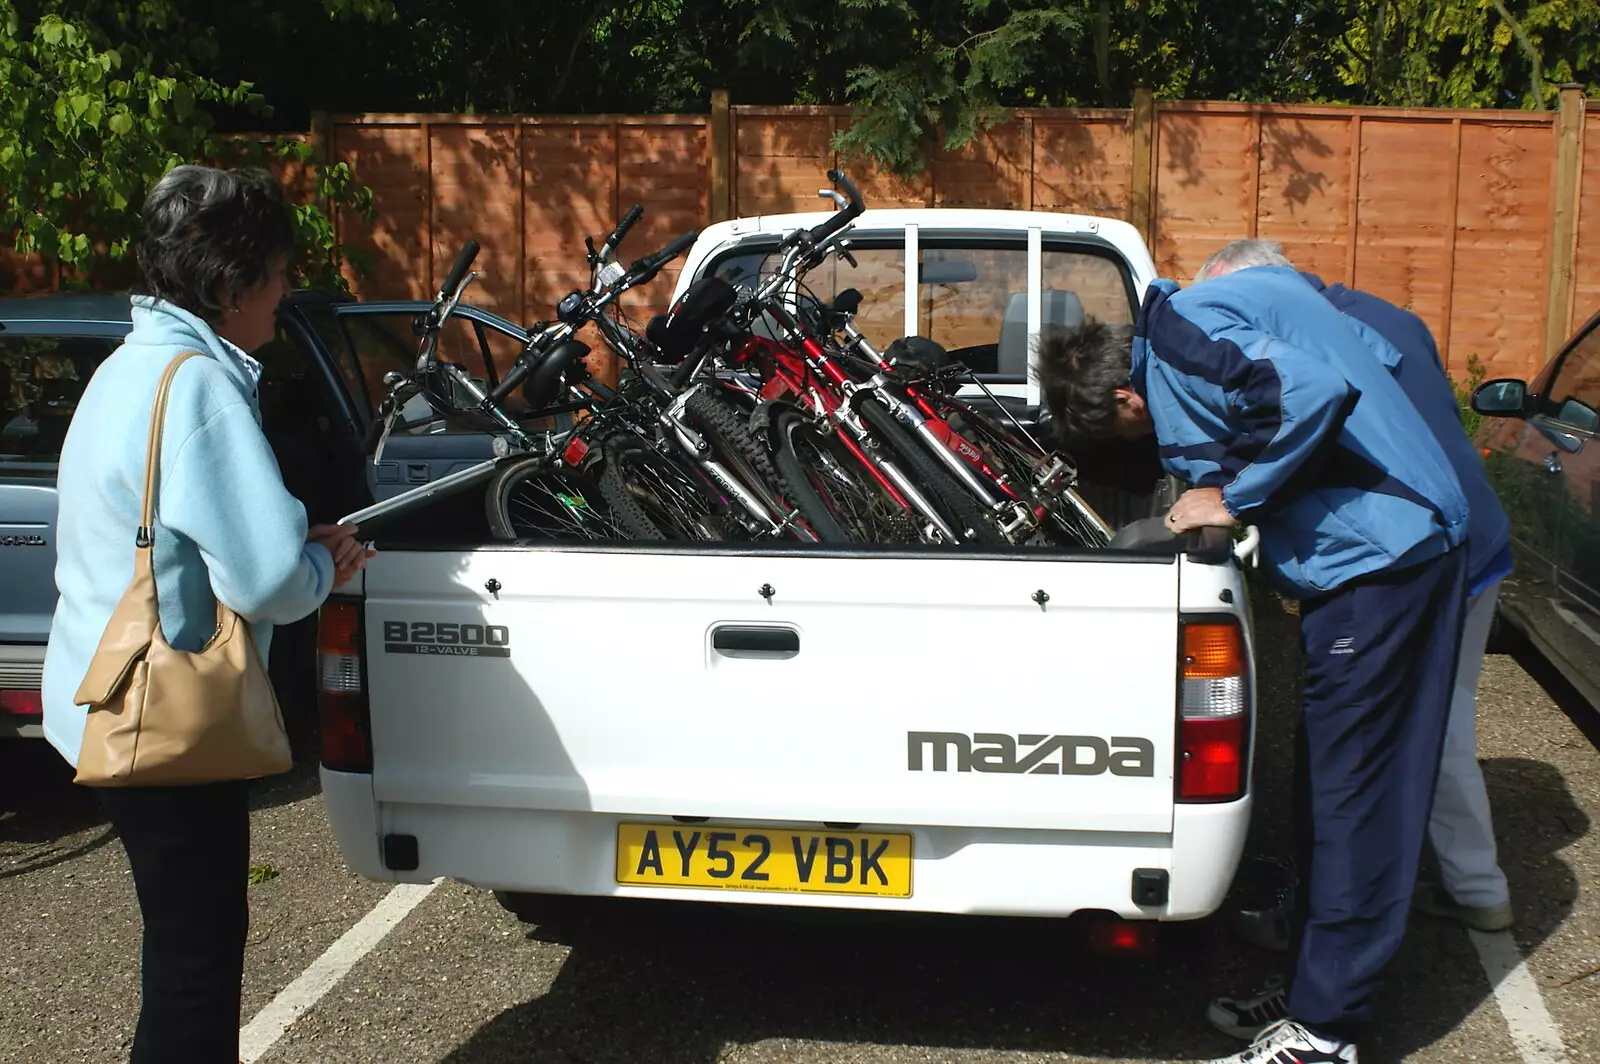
[{"xmin": 1193, "ymin": 238, "xmax": 1295, "ymax": 284}]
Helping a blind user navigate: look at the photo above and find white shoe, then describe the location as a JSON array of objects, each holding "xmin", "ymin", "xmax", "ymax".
[{"xmin": 1202, "ymin": 1018, "xmax": 1357, "ymax": 1063}]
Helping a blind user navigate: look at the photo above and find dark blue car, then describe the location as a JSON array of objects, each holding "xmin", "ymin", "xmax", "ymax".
[{"xmin": 0, "ymin": 289, "xmax": 535, "ymax": 738}]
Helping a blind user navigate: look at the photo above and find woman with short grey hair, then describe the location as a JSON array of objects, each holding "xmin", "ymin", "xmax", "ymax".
[{"xmin": 41, "ymin": 164, "xmax": 370, "ymax": 1063}]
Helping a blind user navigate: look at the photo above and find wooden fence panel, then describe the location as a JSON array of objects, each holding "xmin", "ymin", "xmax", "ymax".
[
  {"xmin": 431, "ymin": 123, "xmax": 522, "ymax": 318},
  {"xmin": 1152, "ymin": 108, "xmax": 1260, "ymax": 281},
  {"xmin": 1255, "ymin": 114, "xmax": 1355, "ymax": 288},
  {"xmin": 333, "ymin": 122, "xmax": 430, "ymax": 302},
  {"xmin": 615, "ymin": 120, "xmax": 710, "ymax": 321},
  {"xmin": 1573, "ymin": 111, "xmax": 1600, "ymax": 336},
  {"xmin": 931, "ymin": 123, "xmax": 1030, "ymax": 207},
  {"xmin": 732, "ymin": 111, "xmax": 837, "ymax": 216},
  {"xmin": 1030, "ymin": 113, "xmax": 1134, "ymax": 219},
  {"xmin": 1449, "ymin": 120, "xmax": 1554, "ymax": 379},
  {"xmin": 523, "ymin": 122, "xmax": 619, "ymax": 336},
  {"xmin": 1352, "ymin": 118, "xmax": 1461, "ymax": 357}
]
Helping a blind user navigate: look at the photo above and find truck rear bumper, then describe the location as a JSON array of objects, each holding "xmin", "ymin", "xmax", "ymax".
[{"xmin": 325, "ymin": 770, "xmax": 1251, "ymax": 921}]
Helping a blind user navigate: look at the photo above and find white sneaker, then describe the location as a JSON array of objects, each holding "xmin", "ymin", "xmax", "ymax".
[{"xmin": 1202, "ymin": 1018, "xmax": 1357, "ymax": 1064}]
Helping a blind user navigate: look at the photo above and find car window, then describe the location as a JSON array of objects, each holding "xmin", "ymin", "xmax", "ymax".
[
  {"xmin": 0, "ymin": 334, "xmax": 119, "ymax": 462},
  {"xmin": 1546, "ymin": 320, "xmax": 1600, "ymax": 429},
  {"xmin": 299, "ymin": 303, "xmax": 368, "ymax": 416},
  {"xmin": 712, "ymin": 241, "xmax": 909, "ymax": 353},
  {"xmin": 337, "ymin": 312, "xmax": 493, "ymax": 434},
  {"xmin": 703, "ymin": 236, "xmax": 1135, "ymax": 382}
]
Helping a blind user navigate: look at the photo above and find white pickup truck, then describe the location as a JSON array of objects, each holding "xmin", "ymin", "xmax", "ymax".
[{"xmin": 316, "ymin": 207, "xmax": 1259, "ymax": 937}]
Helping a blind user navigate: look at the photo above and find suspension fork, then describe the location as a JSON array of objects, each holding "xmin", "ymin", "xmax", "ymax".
[
  {"xmin": 838, "ymin": 321, "xmax": 1015, "ymax": 506},
  {"xmin": 800, "ymin": 380, "xmax": 960, "ymax": 543},
  {"xmin": 659, "ymin": 387, "xmax": 818, "ymax": 542}
]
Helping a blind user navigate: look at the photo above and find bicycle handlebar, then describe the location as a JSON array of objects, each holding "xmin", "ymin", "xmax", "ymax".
[
  {"xmin": 805, "ymin": 169, "xmax": 864, "ymax": 246},
  {"xmin": 440, "ymin": 241, "xmax": 480, "ymax": 300},
  {"xmin": 628, "ymin": 230, "xmax": 698, "ymax": 284},
  {"xmin": 602, "ymin": 204, "xmax": 644, "ymax": 260}
]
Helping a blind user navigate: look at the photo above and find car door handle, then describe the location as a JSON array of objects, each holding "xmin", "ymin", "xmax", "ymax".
[
  {"xmin": 406, "ymin": 462, "xmax": 430, "ymax": 483},
  {"xmin": 712, "ymin": 626, "xmax": 799, "ymax": 659}
]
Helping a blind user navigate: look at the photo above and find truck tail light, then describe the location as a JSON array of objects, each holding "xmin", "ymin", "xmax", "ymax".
[
  {"xmin": 317, "ymin": 596, "xmax": 372, "ymax": 773},
  {"xmin": 0, "ymin": 690, "xmax": 42, "ymax": 717},
  {"xmin": 1177, "ymin": 618, "xmax": 1249, "ymax": 803}
]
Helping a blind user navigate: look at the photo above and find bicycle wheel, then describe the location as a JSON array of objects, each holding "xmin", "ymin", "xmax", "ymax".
[
  {"xmin": 597, "ymin": 432, "xmax": 727, "ymax": 541},
  {"xmin": 485, "ymin": 456, "xmax": 626, "ymax": 542},
  {"xmin": 853, "ymin": 396, "xmax": 1007, "ymax": 547},
  {"xmin": 944, "ymin": 405, "xmax": 1111, "ymax": 549},
  {"xmin": 771, "ymin": 408, "xmax": 920, "ymax": 543},
  {"xmin": 682, "ymin": 389, "xmax": 813, "ymax": 540}
]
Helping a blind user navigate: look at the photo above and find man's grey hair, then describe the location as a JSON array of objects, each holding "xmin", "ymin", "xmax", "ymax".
[{"xmin": 1193, "ymin": 238, "xmax": 1295, "ymax": 284}]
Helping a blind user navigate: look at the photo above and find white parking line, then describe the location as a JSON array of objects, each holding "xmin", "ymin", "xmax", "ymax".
[
  {"xmin": 239, "ymin": 880, "xmax": 439, "ymax": 1063},
  {"xmin": 1471, "ymin": 929, "xmax": 1570, "ymax": 1063}
]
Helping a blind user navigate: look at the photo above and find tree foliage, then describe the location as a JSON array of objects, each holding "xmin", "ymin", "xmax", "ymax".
[{"xmin": 0, "ymin": 0, "xmax": 373, "ymax": 290}]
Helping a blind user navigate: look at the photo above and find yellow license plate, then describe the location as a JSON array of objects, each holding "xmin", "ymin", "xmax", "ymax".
[{"xmin": 615, "ymin": 823, "xmax": 913, "ymax": 898}]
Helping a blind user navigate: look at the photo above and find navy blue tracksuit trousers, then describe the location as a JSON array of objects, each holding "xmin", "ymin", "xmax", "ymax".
[{"xmin": 1287, "ymin": 545, "xmax": 1467, "ymax": 1039}]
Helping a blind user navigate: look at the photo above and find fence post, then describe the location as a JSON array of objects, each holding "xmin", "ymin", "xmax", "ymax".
[
  {"xmin": 1547, "ymin": 84, "xmax": 1585, "ymax": 357},
  {"xmin": 710, "ymin": 90, "xmax": 732, "ymax": 222},
  {"xmin": 1130, "ymin": 88, "xmax": 1155, "ymax": 253},
  {"xmin": 308, "ymin": 110, "xmax": 335, "ymax": 243}
]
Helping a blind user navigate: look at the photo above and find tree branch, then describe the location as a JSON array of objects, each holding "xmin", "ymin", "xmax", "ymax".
[{"xmin": 1487, "ymin": 0, "xmax": 1547, "ymax": 110}]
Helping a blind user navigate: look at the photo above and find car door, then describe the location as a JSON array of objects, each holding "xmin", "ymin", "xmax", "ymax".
[
  {"xmin": 306, "ymin": 302, "xmax": 538, "ymax": 539},
  {"xmin": 1484, "ymin": 315, "xmax": 1600, "ymax": 701}
]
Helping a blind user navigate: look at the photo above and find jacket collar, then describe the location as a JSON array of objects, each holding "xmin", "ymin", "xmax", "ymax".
[{"xmin": 128, "ymin": 296, "xmax": 264, "ymax": 400}]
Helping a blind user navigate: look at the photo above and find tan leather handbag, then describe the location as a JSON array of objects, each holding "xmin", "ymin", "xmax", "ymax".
[{"xmin": 72, "ymin": 351, "xmax": 292, "ymax": 786}]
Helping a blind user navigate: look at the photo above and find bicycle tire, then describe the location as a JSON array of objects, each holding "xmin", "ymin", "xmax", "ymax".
[
  {"xmin": 597, "ymin": 433, "xmax": 725, "ymax": 541},
  {"xmin": 485, "ymin": 456, "xmax": 623, "ymax": 542},
  {"xmin": 853, "ymin": 396, "xmax": 1007, "ymax": 547},
  {"xmin": 682, "ymin": 389, "xmax": 811, "ymax": 540},
  {"xmin": 771, "ymin": 408, "xmax": 919, "ymax": 543}
]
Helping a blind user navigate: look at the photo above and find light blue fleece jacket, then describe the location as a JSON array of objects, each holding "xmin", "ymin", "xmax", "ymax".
[{"xmin": 42, "ymin": 297, "xmax": 336, "ymax": 768}]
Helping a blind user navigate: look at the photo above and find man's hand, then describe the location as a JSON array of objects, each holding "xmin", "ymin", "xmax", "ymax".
[
  {"xmin": 1165, "ymin": 487, "xmax": 1239, "ymax": 534},
  {"xmin": 308, "ymin": 523, "xmax": 376, "ymax": 586}
]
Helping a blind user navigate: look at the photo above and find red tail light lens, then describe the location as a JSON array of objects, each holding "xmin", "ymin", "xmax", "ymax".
[
  {"xmin": 317, "ymin": 598, "xmax": 372, "ymax": 773},
  {"xmin": 1178, "ymin": 618, "xmax": 1249, "ymax": 803},
  {"xmin": 1179, "ymin": 715, "xmax": 1246, "ymax": 800},
  {"xmin": 1086, "ymin": 919, "xmax": 1159, "ymax": 956},
  {"xmin": 0, "ymin": 690, "xmax": 42, "ymax": 717}
]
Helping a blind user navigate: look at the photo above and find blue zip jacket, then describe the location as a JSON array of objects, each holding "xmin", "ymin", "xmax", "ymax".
[
  {"xmin": 42, "ymin": 297, "xmax": 336, "ymax": 768},
  {"xmin": 1134, "ymin": 267, "xmax": 1469, "ymax": 598},
  {"xmin": 1301, "ymin": 272, "xmax": 1513, "ymax": 598}
]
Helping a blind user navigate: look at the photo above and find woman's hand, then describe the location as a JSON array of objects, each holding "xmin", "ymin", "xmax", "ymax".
[{"xmin": 308, "ymin": 523, "xmax": 375, "ymax": 586}]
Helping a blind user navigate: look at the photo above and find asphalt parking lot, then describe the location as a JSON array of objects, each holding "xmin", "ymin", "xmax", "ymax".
[{"xmin": 5, "ymin": 601, "xmax": 1600, "ymax": 1064}]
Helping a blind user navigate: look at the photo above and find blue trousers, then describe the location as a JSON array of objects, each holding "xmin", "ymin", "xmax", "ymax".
[{"xmin": 1287, "ymin": 545, "xmax": 1467, "ymax": 1040}]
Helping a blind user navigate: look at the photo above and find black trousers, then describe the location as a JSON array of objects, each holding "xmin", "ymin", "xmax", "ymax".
[
  {"xmin": 97, "ymin": 779, "xmax": 251, "ymax": 1064},
  {"xmin": 1286, "ymin": 546, "xmax": 1467, "ymax": 1040}
]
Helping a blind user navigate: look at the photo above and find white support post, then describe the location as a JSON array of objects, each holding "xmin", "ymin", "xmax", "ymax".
[
  {"xmin": 904, "ymin": 224, "xmax": 920, "ymax": 338},
  {"xmin": 1026, "ymin": 227, "xmax": 1043, "ymax": 407}
]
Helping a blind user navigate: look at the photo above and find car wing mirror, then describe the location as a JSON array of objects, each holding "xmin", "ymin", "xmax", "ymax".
[{"xmin": 1472, "ymin": 378, "xmax": 1530, "ymax": 418}]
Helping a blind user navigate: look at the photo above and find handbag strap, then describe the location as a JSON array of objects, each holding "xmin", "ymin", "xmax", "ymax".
[{"xmin": 135, "ymin": 352, "xmax": 205, "ymax": 550}]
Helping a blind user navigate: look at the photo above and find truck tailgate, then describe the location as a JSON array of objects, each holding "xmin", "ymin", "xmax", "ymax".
[{"xmin": 362, "ymin": 546, "xmax": 1181, "ymax": 834}]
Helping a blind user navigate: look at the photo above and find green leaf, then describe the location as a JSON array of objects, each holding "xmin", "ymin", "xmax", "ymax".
[
  {"xmin": 108, "ymin": 111, "xmax": 132, "ymax": 135},
  {"xmin": 39, "ymin": 18, "xmax": 64, "ymax": 46},
  {"xmin": 247, "ymin": 864, "xmax": 279, "ymax": 885}
]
